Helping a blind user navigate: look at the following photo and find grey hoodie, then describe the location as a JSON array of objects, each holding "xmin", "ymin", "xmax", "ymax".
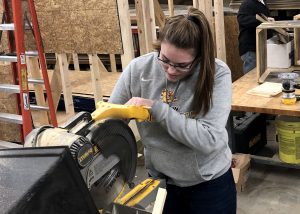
[{"xmin": 109, "ymin": 52, "xmax": 232, "ymax": 187}]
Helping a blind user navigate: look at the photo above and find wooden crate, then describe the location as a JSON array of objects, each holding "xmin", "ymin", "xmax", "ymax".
[{"xmin": 256, "ymin": 20, "xmax": 300, "ymax": 83}]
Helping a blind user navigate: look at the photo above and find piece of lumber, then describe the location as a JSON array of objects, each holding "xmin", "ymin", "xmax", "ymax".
[
  {"xmin": 96, "ymin": 56, "xmax": 109, "ymax": 74},
  {"xmin": 168, "ymin": 0, "xmax": 174, "ymax": 17},
  {"xmin": 153, "ymin": 0, "xmax": 166, "ymax": 28},
  {"xmin": 152, "ymin": 188, "xmax": 167, "ymax": 214},
  {"xmin": 89, "ymin": 54, "xmax": 103, "ymax": 104},
  {"xmin": 135, "ymin": 0, "xmax": 156, "ymax": 54},
  {"xmin": 72, "ymin": 53, "xmax": 80, "ymax": 71},
  {"xmin": 142, "ymin": 0, "xmax": 156, "ymax": 52},
  {"xmin": 135, "ymin": 0, "xmax": 147, "ymax": 55},
  {"xmin": 57, "ymin": 53, "xmax": 75, "ymax": 118},
  {"xmin": 214, "ymin": 0, "xmax": 226, "ymax": 62},
  {"xmin": 193, "ymin": 0, "xmax": 199, "ymax": 8},
  {"xmin": 193, "ymin": 0, "xmax": 214, "ymax": 37},
  {"xmin": 117, "ymin": 0, "xmax": 135, "ymax": 69},
  {"xmin": 50, "ymin": 58, "xmax": 62, "ymax": 111},
  {"xmin": 256, "ymin": 28, "xmax": 268, "ymax": 83},
  {"xmin": 109, "ymin": 54, "xmax": 117, "ymax": 72}
]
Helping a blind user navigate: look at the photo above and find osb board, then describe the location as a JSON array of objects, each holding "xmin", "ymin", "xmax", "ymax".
[
  {"xmin": 0, "ymin": 4, "xmax": 9, "ymax": 52},
  {"xmin": 0, "ymin": 64, "xmax": 21, "ymax": 142},
  {"xmin": 224, "ymin": 15, "xmax": 243, "ymax": 82},
  {"xmin": 22, "ymin": 0, "xmax": 123, "ymax": 54},
  {"xmin": 3, "ymin": 0, "xmax": 122, "ymax": 53},
  {"xmin": 44, "ymin": 70, "xmax": 121, "ymax": 97}
]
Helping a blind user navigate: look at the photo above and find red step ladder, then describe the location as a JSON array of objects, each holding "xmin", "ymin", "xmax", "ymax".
[{"xmin": 0, "ymin": 0, "xmax": 57, "ymax": 142}]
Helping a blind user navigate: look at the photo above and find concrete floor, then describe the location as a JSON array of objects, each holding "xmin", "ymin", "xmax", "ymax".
[
  {"xmin": 237, "ymin": 163, "xmax": 300, "ymax": 214},
  {"xmin": 133, "ymin": 162, "xmax": 300, "ymax": 214}
]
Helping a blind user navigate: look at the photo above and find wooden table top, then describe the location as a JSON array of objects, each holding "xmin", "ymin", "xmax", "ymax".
[{"xmin": 232, "ymin": 68, "xmax": 300, "ymax": 116}]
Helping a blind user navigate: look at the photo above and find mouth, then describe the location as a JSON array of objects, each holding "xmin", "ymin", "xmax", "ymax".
[{"xmin": 167, "ymin": 74, "xmax": 179, "ymax": 81}]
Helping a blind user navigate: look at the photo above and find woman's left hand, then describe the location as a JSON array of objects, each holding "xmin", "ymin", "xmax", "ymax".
[{"xmin": 125, "ymin": 97, "xmax": 155, "ymax": 107}]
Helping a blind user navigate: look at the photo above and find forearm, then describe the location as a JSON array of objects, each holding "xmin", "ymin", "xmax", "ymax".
[{"xmin": 150, "ymin": 101, "xmax": 230, "ymax": 154}]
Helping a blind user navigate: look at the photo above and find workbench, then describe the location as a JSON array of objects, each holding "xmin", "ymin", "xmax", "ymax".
[{"xmin": 230, "ymin": 68, "xmax": 300, "ymax": 169}]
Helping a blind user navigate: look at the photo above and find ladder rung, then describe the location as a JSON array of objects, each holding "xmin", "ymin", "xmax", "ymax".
[
  {"xmin": 0, "ymin": 24, "xmax": 14, "ymax": 30},
  {"xmin": 0, "ymin": 55, "xmax": 17, "ymax": 62},
  {"xmin": 0, "ymin": 113, "xmax": 23, "ymax": 124},
  {"xmin": 0, "ymin": 23, "xmax": 31, "ymax": 31},
  {"xmin": 0, "ymin": 84, "xmax": 20, "ymax": 93},
  {"xmin": 28, "ymin": 78, "xmax": 44, "ymax": 84},
  {"xmin": 30, "ymin": 104, "xmax": 49, "ymax": 111},
  {"xmin": 0, "ymin": 52, "xmax": 38, "ymax": 62},
  {"xmin": 26, "ymin": 51, "xmax": 38, "ymax": 57}
]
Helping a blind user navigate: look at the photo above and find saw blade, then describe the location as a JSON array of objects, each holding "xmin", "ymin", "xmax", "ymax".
[
  {"xmin": 87, "ymin": 119, "xmax": 137, "ymax": 185},
  {"xmin": 86, "ymin": 119, "xmax": 138, "ymax": 210},
  {"xmin": 89, "ymin": 170, "xmax": 125, "ymax": 210}
]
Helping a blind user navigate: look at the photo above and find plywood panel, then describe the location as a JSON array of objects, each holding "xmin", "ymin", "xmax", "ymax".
[
  {"xmin": 0, "ymin": 4, "xmax": 10, "ymax": 52},
  {"xmin": 18, "ymin": 0, "xmax": 123, "ymax": 54},
  {"xmin": 0, "ymin": 64, "xmax": 21, "ymax": 142}
]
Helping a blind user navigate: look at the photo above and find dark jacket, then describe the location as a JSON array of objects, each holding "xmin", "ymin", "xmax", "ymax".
[{"xmin": 237, "ymin": 0, "xmax": 270, "ymax": 56}]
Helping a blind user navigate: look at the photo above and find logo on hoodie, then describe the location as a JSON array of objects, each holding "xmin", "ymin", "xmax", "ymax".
[{"xmin": 160, "ymin": 87, "xmax": 195, "ymax": 118}]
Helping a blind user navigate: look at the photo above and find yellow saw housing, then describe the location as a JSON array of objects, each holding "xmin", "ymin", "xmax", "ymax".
[{"xmin": 92, "ymin": 101, "xmax": 151, "ymax": 122}]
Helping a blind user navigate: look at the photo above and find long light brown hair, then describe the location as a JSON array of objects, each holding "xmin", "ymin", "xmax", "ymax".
[{"xmin": 153, "ymin": 7, "xmax": 215, "ymax": 116}]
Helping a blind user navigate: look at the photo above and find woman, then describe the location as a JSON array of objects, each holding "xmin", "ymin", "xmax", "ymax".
[{"xmin": 109, "ymin": 7, "xmax": 236, "ymax": 214}]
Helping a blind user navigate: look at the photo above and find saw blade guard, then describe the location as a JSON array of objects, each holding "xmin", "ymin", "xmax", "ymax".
[{"xmin": 87, "ymin": 119, "xmax": 138, "ymax": 184}]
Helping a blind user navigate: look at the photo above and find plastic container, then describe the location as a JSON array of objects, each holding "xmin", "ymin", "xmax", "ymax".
[
  {"xmin": 233, "ymin": 112, "xmax": 267, "ymax": 154},
  {"xmin": 276, "ymin": 115, "xmax": 300, "ymax": 164}
]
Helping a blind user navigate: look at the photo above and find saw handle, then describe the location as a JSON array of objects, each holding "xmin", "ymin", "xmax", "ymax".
[{"xmin": 92, "ymin": 101, "xmax": 151, "ymax": 122}]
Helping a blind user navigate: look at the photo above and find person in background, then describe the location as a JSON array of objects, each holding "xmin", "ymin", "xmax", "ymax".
[
  {"xmin": 238, "ymin": 0, "xmax": 274, "ymax": 74},
  {"xmin": 109, "ymin": 6, "xmax": 236, "ymax": 214}
]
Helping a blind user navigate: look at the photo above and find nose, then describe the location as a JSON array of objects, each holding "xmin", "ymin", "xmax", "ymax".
[{"xmin": 166, "ymin": 65, "xmax": 178, "ymax": 74}]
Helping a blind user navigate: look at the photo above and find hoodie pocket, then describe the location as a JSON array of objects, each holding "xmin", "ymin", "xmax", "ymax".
[{"xmin": 148, "ymin": 146, "xmax": 200, "ymax": 184}]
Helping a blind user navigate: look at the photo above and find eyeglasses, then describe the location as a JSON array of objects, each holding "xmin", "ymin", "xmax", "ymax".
[{"xmin": 157, "ymin": 54, "xmax": 197, "ymax": 73}]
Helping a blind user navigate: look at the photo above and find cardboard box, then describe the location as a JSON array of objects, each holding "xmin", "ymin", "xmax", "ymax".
[
  {"xmin": 231, "ymin": 153, "xmax": 251, "ymax": 192},
  {"xmin": 267, "ymin": 36, "xmax": 294, "ymax": 68}
]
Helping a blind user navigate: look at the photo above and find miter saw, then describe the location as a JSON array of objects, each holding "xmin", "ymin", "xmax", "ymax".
[{"xmin": 24, "ymin": 101, "xmax": 152, "ymax": 211}]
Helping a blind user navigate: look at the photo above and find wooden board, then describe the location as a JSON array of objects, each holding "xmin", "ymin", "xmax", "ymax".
[{"xmin": 20, "ymin": 0, "xmax": 123, "ymax": 54}]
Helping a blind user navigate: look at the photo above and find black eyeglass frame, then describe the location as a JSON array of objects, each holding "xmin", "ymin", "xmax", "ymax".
[{"xmin": 157, "ymin": 51, "xmax": 198, "ymax": 73}]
